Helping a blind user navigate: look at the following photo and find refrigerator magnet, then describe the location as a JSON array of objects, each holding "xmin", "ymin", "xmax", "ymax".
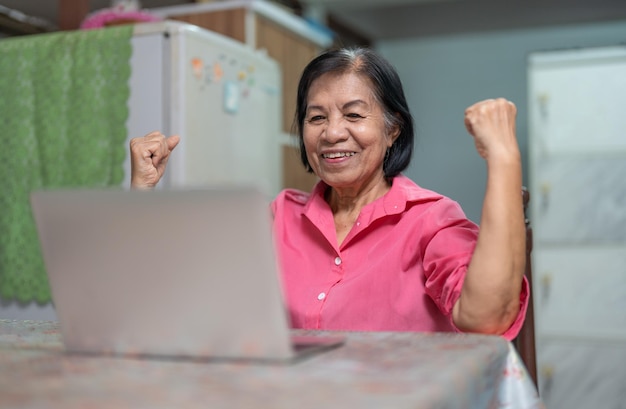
[
  {"xmin": 191, "ymin": 58, "xmax": 203, "ymax": 80},
  {"xmin": 223, "ymin": 81, "xmax": 240, "ymax": 114}
]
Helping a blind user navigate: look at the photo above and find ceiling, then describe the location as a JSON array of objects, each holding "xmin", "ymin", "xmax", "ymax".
[
  {"xmin": 305, "ymin": 0, "xmax": 626, "ymax": 40},
  {"xmin": 2, "ymin": 0, "xmax": 626, "ymax": 40}
]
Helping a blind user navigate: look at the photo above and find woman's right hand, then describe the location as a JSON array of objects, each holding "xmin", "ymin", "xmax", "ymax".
[{"xmin": 129, "ymin": 131, "xmax": 180, "ymax": 189}]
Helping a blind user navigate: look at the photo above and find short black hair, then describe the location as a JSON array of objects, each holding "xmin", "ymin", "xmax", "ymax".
[{"xmin": 294, "ymin": 47, "xmax": 414, "ymax": 179}]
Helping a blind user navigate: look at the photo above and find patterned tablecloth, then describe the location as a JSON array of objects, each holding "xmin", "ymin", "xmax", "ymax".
[{"xmin": 0, "ymin": 320, "xmax": 544, "ymax": 409}]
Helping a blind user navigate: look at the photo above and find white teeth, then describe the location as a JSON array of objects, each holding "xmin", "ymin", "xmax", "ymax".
[{"xmin": 323, "ymin": 152, "xmax": 355, "ymax": 159}]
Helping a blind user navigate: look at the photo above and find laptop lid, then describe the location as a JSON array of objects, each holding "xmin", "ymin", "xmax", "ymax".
[{"xmin": 30, "ymin": 187, "xmax": 342, "ymax": 361}]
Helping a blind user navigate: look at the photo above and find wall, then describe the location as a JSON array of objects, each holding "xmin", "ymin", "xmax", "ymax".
[{"xmin": 376, "ymin": 20, "xmax": 626, "ymax": 222}]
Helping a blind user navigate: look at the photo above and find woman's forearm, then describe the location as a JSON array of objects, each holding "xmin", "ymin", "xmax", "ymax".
[{"xmin": 453, "ymin": 152, "xmax": 526, "ymax": 335}]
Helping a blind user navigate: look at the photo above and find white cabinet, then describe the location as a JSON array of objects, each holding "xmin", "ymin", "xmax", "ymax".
[{"xmin": 528, "ymin": 45, "xmax": 626, "ymax": 409}]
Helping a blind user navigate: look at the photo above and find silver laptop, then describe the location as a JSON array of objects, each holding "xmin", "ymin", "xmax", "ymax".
[{"xmin": 30, "ymin": 186, "xmax": 344, "ymax": 362}]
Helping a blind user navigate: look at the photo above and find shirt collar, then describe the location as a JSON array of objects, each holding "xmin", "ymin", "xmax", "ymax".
[
  {"xmin": 382, "ymin": 174, "xmax": 444, "ymax": 215},
  {"xmin": 303, "ymin": 174, "xmax": 444, "ymax": 219}
]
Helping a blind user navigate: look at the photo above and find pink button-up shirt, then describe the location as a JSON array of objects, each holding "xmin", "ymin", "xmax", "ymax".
[{"xmin": 271, "ymin": 175, "xmax": 528, "ymax": 340}]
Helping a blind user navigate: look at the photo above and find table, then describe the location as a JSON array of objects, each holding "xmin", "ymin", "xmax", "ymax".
[{"xmin": 0, "ymin": 320, "xmax": 543, "ymax": 408}]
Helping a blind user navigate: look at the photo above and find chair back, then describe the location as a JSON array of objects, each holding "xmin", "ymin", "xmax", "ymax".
[{"xmin": 513, "ymin": 187, "xmax": 538, "ymax": 387}]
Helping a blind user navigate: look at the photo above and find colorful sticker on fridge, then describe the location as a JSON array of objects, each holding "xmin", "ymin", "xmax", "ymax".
[
  {"xmin": 191, "ymin": 58, "xmax": 203, "ymax": 80},
  {"xmin": 213, "ymin": 62, "xmax": 223, "ymax": 82}
]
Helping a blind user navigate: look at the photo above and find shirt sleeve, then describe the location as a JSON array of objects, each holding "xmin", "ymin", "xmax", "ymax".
[
  {"xmin": 497, "ymin": 276, "xmax": 530, "ymax": 340},
  {"xmin": 420, "ymin": 198, "xmax": 529, "ymax": 341}
]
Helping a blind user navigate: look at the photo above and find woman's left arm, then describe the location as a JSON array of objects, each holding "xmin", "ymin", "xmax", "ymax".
[{"xmin": 452, "ymin": 98, "xmax": 526, "ymax": 335}]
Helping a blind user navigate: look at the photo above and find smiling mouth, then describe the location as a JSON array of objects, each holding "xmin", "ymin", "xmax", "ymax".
[{"xmin": 322, "ymin": 152, "xmax": 356, "ymax": 159}]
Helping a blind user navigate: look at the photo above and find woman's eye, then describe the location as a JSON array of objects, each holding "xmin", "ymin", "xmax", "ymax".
[
  {"xmin": 346, "ymin": 113, "xmax": 363, "ymax": 119},
  {"xmin": 308, "ymin": 115, "xmax": 325, "ymax": 123}
]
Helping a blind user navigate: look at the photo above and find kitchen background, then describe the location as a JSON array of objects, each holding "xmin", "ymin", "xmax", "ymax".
[{"xmin": 1, "ymin": 1, "xmax": 625, "ymax": 407}]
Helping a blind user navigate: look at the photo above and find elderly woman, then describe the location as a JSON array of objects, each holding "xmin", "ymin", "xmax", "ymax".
[{"xmin": 130, "ymin": 48, "xmax": 528, "ymax": 340}]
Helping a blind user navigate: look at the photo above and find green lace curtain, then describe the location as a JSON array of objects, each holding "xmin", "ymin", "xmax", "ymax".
[{"xmin": 0, "ymin": 25, "xmax": 133, "ymax": 304}]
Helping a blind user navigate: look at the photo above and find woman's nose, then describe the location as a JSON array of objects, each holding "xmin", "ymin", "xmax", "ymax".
[{"xmin": 324, "ymin": 117, "xmax": 348, "ymax": 142}]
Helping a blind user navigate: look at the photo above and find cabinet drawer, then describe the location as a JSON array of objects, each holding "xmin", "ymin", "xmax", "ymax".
[
  {"xmin": 537, "ymin": 340, "xmax": 626, "ymax": 409},
  {"xmin": 534, "ymin": 247, "xmax": 626, "ymax": 339},
  {"xmin": 528, "ymin": 48, "xmax": 626, "ymax": 156},
  {"xmin": 531, "ymin": 155, "xmax": 626, "ymax": 244}
]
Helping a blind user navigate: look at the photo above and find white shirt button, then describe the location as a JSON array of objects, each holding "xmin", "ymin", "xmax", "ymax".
[
  {"xmin": 334, "ymin": 257, "xmax": 342, "ymax": 266},
  {"xmin": 317, "ymin": 292, "xmax": 326, "ymax": 300}
]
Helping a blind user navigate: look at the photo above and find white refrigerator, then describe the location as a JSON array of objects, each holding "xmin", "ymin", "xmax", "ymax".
[{"xmin": 124, "ymin": 21, "xmax": 282, "ymax": 196}]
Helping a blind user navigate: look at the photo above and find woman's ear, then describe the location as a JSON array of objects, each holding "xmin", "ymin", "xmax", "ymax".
[{"xmin": 388, "ymin": 120, "xmax": 401, "ymax": 147}]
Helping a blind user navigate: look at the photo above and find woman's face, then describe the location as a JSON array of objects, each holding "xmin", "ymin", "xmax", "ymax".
[{"xmin": 303, "ymin": 71, "xmax": 399, "ymax": 194}]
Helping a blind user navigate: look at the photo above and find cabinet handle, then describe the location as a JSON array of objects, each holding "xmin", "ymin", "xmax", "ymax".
[
  {"xmin": 540, "ymin": 365, "xmax": 555, "ymax": 398},
  {"xmin": 541, "ymin": 273, "xmax": 552, "ymax": 304},
  {"xmin": 540, "ymin": 182, "xmax": 551, "ymax": 212},
  {"xmin": 538, "ymin": 93, "xmax": 550, "ymax": 120}
]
